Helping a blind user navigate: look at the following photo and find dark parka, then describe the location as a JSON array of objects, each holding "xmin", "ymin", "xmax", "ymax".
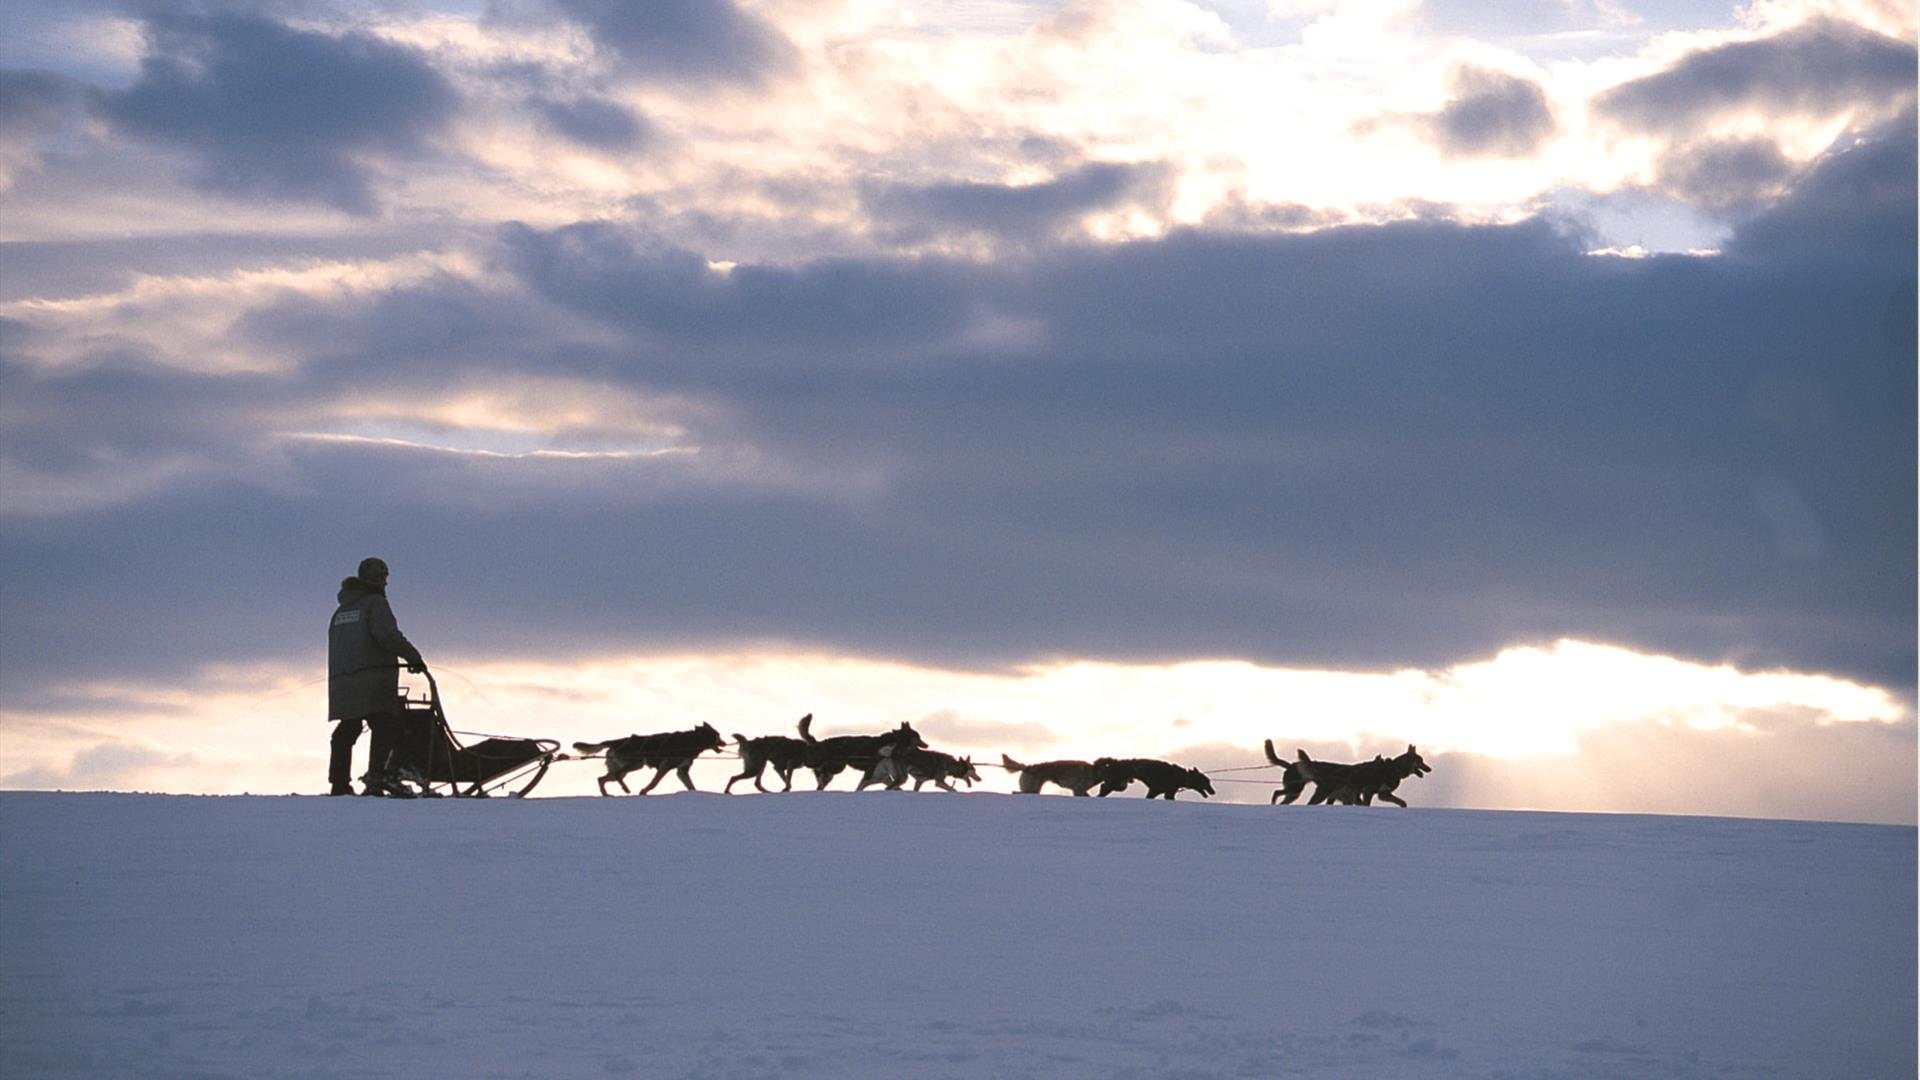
[{"xmin": 328, "ymin": 576, "xmax": 425, "ymax": 720}]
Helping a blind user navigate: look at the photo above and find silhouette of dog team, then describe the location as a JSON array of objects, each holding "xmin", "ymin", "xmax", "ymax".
[{"xmin": 327, "ymin": 557, "xmax": 1432, "ymax": 803}]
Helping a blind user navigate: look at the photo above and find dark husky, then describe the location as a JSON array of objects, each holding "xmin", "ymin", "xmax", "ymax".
[
  {"xmin": 797, "ymin": 714, "xmax": 926, "ymax": 790},
  {"xmin": 725, "ymin": 718, "xmax": 813, "ymax": 793},
  {"xmin": 1001, "ymin": 755, "xmax": 1103, "ymax": 796},
  {"xmin": 1334, "ymin": 745, "xmax": 1430, "ymax": 807},
  {"xmin": 859, "ymin": 745, "xmax": 980, "ymax": 792},
  {"xmin": 1265, "ymin": 740, "xmax": 1431, "ymax": 806},
  {"xmin": 573, "ymin": 722, "xmax": 726, "ymax": 796},
  {"xmin": 1094, "ymin": 758, "xmax": 1215, "ymax": 800},
  {"xmin": 1266, "ymin": 740, "xmax": 1350, "ymax": 805}
]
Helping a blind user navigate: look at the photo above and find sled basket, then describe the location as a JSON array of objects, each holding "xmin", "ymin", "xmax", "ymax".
[{"xmin": 394, "ymin": 673, "xmax": 560, "ymax": 798}]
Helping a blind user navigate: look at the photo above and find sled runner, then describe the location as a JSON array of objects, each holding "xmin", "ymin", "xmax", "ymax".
[{"xmin": 385, "ymin": 671, "xmax": 561, "ymax": 798}]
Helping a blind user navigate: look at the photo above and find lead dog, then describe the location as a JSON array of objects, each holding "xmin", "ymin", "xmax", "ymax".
[
  {"xmin": 1000, "ymin": 755, "xmax": 1103, "ymax": 796},
  {"xmin": 1093, "ymin": 758, "xmax": 1215, "ymax": 800},
  {"xmin": 798, "ymin": 714, "xmax": 926, "ymax": 790},
  {"xmin": 574, "ymin": 722, "xmax": 726, "ymax": 795},
  {"xmin": 726, "ymin": 718, "xmax": 813, "ymax": 793},
  {"xmin": 1329, "ymin": 745, "xmax": 1430, "ymax": 807}
]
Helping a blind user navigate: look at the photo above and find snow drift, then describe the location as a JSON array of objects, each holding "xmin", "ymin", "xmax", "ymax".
[{"xmin": 1, "ymin": 792, "xmax": 1912, "ymax": 1078}]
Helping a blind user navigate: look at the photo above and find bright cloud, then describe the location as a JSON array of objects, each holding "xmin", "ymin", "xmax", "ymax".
[{"xmin": 1, "ymin": 639, "xmax": 1908, "ymax": 820}]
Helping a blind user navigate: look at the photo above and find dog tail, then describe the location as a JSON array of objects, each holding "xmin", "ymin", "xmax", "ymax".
[
  {"xmin": 1263, "ymin": 739, "xmax": 1284, "ymax": 766},
  {"xmin": 797, "ymin": 713, "xmax": 815, "ymax": 743},
  {"xmin": 572, "ymin": 740, "xmax": 610, "ymax": 754},
  {"xmin": 1001, "ymin": 754, "xmax": 1026, "ymax": 774}
]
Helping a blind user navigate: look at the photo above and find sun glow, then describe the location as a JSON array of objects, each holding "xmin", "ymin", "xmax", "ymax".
[{"xmin": 4, "ymin": 639, "xmax": 1905, "ymax": 813}]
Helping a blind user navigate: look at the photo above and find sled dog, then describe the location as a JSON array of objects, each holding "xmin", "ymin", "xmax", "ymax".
[
  {"xmin": 1094, "ymin": 758, "xmax": 1215, "ymax": 800},
  {"xmin": 1000, "ymin": 755, "xmax": 1104, "ymax": 796},
  {"xmin": 726, "ymin": 721, "xmax": 813, "ymax": 793},
  {"xmin": 860, "ymin": 745, "xmax": 980, "ymax": 792},
  {"xmin": 573, "ymin": 722, "xmax": 726, "ymax": 796},
  {"xmin": 797, "ymin": 714, "xmax": 926, "ymax": 790},
  {"xmin": 1265, "ymin": 740, "xmax": 1430, "ymax": 806}
]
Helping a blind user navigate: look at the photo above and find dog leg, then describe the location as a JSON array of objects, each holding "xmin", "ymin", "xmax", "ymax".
[
  {"xmin": 635, "ymin": 766, "xmax": 669, "ymax": 795},
  {"xmin": 676, "ymin": 762, "xmax": 697, "ymax": 791},
  {"xmin": 1375, "ymin": 792, "xmax": 1406, "ymax": 807}
]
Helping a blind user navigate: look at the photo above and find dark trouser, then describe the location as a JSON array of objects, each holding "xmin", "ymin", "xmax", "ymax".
[{"xmin": 329, "ymin": 715, "xmax": 405, "ymax": 786}]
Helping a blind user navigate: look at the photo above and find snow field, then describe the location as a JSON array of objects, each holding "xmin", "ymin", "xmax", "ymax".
[{"xmin": 1, "ymin": 791, "xmax": 1912, "ymax": 1079}]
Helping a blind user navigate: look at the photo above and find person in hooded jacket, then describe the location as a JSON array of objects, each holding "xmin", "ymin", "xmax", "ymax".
[{"xmin": 327, "ymin": 557, "xmax": 427, "ymax": 795}]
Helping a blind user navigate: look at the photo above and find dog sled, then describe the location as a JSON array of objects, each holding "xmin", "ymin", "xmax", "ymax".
[{"xmin": 382, "ymin": 670, "xmax": 561, "ymax": 798}]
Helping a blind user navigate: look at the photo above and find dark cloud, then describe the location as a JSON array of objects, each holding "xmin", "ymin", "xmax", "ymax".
[
  {"xmin": 1655, "ymin": 136, "xmax": 1797, "ymax": 212},
  {"xmin": 1596, "ymin": 18, "xmax": 1917, "ymax": 134},
  {"xmin": 500, "ymin": 221, "xmax": 980, "ymax": 354},
  {"xmin": 92, "ymin": 10, "xmax": 459, "ymax": 214},
  {"xmin": 861, "ymin": 162, "xmax": 1173, "ymax": 242},
  {"xmin": 548, "ymin": 0, "xmax": 797, "ymax": 85},
  {"xmin": 1726, "ymin": 113, "xmax": 1916, "ymax": 275},
  {"xmin": 0, "ymin": 68, "xmax": 77, "ymax": 139},
  {"xmin": 530, "ymin": 94, "xmax": 650, "ymax": 150},
  {"xmin": 1425, "ymin": 67, "xmax": 1555, "ymax": 158},
  {"xmin": 1, "ymin": 121, "xmax": 1911, "ymax": 703}
]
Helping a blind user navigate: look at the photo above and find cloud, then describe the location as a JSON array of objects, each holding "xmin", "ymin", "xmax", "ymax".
[
  {"xmin": 1423, "ymin": 66, "xmax": 1555, "ymax": 158},
  {"xmin": 1595, "ymin": 17, "xmax": 1917, "ymax": 134},
  {"xmin": 530, "ymin": 93, "xmax": 650, "ymax": 150},
  {"xmin": 0, "ymin": 739, "xmax": 205, "ymax": 791},
  {"xmin": 861, "ymin": 161, "xmax": 1174, "ymax": 244},
  {"xmin": 0, "ymin": 68, "xmax": 75, "ymax": 139},
  {"xmin": 0, "ymin": 68, "xmax": 80, "ymax": 187},
  {"xmin": 5, "ymin": 121, "xmax": 1910, "ymax": 698},
  {"xmin": 1654, "ymin": 136, "xmax": 1798, "ymax": 212},
  {"xmin": 92, "ymin": 9, "xmax": 460, "ymax": 214},
  {"xmin": 546, "ymin": 0, "xmax": 797, "ymax": 86},
  {"xmin": 1417, "ymin": 713, "xmax": 1917, "ymax": 825},
  {"xmin": 1724, "ymin": 109, "xmax": 1915, "ymax": 273}
]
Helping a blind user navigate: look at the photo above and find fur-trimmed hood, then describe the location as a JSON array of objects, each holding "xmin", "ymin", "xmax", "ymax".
[{"xmin": 337, "ymin": 576, "xmax": 387, "ymax": 603}]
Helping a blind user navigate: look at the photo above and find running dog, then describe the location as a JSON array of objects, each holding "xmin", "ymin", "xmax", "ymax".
[
  {"xmin": 1093, "ymin": 758, "xmax": 1215, "ymax": 800},
  {"xmin": 725, "ymin": 719, "xmax": 813, "ymax": 793},
  {"xmin": 1000, "ymin": 755, "xmax": 1104, "ymax": 796},
  {"xmin": 573, "ymin": 722, "xmax": 727, "ymax": 796},
  {"xmin": 797, "ymin": 714, "xmax": 926, "ymax": 790},
  {"xmin": 1335, "ymin": 745, "xmax": 1430, "ymax": 807},
  {"xmin": 861, "ymin": 745, "xmax": 980, "ymax": 792},
  {"xmin": 1266, "ymin": 740, "xmax": 1350, "ymax": 805},
  {"xmin": 1265, "ymin": 740, "xmax": 1430, "ymax": 806}
]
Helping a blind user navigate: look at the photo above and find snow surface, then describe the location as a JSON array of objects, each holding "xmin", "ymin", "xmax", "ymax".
[{"xmin": 1, "ymin": 791, "xmax": 1913, "ymax": 1079}]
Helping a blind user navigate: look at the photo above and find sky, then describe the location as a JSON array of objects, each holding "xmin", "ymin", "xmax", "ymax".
[{"xmin": 0, "ymin": 0, "xmax": 1913, "ymax": 822}]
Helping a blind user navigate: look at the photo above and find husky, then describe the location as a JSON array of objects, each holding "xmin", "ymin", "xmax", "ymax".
[
  {"xmin": 1334, "ymin": 745, "xmax": 1430, "ymax": 807},
  {"xmin": 1093, "ymin": 758, "xmax": 1215, "ymax": 800},
  {"xmin": 860, "ymin": 745, "xmax": 980, "ymax": 792},
  {"xmin": 1000, "ymin": 755, "xmax": 1103, "ymax": 796},
  {"xmin": 573, "ymin": 722, "xmax": 726, "ymax": 796},
  {"xmin": 1266, "ymin": 740, "xmax": 1349, "ymax": 805},
  {"xmin": 725, "ymin": 719, "xmax": 813, "ymax": 793},
  {"xmin": 1265, "ymin": 740, "xmax": 1431, "ymax": 806},
  {"xmin": 797, "ymin": 714, "xmax": 926, "ymax": 790}
]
